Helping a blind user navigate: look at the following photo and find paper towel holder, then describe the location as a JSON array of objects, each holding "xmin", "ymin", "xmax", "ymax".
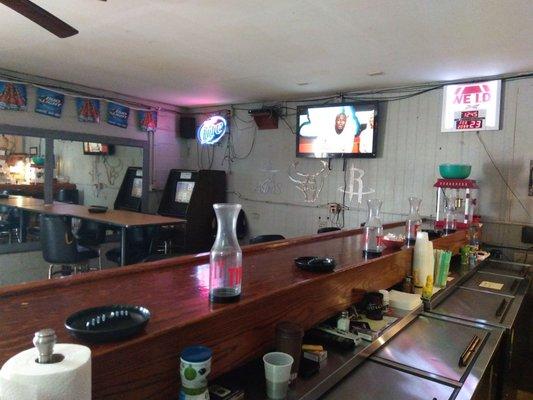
[{"xmin": 33, "ymin": 329, "xmax": 64, "ymax": 364}]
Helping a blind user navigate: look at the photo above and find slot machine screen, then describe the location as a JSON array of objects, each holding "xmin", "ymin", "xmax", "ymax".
[
  {"xmin": 175, "ymin": 181, "xmax": 195, "ymax": 204},
  {"xmin": 131, "ymin": 177, "xmax": 143, "ymax": 199}
]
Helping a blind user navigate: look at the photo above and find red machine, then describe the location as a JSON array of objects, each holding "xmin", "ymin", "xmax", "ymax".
[{"xmin": 434, "ymin": 179, "xmax": 479, "ymax": 230}]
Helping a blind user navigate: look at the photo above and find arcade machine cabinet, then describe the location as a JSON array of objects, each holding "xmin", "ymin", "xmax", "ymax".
[
  {"xmin": 114, "ymin": 167, "xmax": 144, "ymax": 212},
  {"xmin": 158, "ymin": 169, "xmax": 226, "ymax": 254}
]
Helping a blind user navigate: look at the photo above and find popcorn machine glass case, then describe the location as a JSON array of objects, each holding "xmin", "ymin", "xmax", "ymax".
[{"xmin": 434, "ymin": 179, "xmax": 479, "ymax": 229}]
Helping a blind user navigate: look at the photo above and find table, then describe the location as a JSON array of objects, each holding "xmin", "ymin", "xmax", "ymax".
[{"xmin": 0, "ymin": 196, "xmax": 185, "ymax": 265}]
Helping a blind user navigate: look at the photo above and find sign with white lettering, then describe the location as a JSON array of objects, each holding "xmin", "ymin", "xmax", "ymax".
[
  {"xmin": 197, "ymin": 115, "xmax": 228, "ymax": 145},
  {"xmin": 441, "ymin": 80, "xmax": 501, "ymax": 132},
  {"xmin": 35, "ymin": 88, "xmax": 64, "ymax": 118}
]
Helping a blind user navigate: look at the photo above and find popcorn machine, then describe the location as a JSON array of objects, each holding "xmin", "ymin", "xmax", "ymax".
[{"xmin": 434, "ymin": 179, "xmax": 478, "ymax": 230}]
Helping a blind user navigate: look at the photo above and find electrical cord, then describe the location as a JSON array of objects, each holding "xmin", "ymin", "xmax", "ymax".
[{"xmin": 475, "ymin": 132, "xmax": 531, "ymax": 219}]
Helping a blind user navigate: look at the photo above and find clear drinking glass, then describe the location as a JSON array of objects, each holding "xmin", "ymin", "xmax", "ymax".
[
  {"xmin": 209, "ymin": 203, "xmax": 242, "ymax": 303},
  {"xmin": 405, "ymin": 197, "xmax": 422, "ymax": 245},
  {"xmin": 444, "ymin": 203, "xmax": 456, "ymax": 234},
  {"xmin": 363, "ymin": 198, "xmax": 384, "ymax": 253}
]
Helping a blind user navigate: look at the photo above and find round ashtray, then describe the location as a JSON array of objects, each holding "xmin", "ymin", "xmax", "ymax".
[
  {"xmin": 294, "ymin": 256, "xmax": 336, "ymax": 272},
  {"xmin": 65, "ymin": 305, "xmax": 151, "ymax": 343},
  {"xmin": 88, "ymin": 205, "xmax": 108, "ymax": 213}
]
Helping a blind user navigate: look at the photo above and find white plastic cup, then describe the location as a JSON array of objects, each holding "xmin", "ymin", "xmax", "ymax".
[{"xmin": 263, "ymin": 352, "xmax": 294, "ymax": 399}]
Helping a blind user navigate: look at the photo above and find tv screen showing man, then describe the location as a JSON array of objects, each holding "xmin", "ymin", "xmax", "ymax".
[{"xmin": 297, "ymin": 104, "xmax": 376, "ymax": 157}]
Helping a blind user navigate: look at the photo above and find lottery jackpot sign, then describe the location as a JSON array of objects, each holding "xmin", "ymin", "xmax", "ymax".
[{"xmin": 441, "ymin": 80, "xmax": 501, "ymax": 132}]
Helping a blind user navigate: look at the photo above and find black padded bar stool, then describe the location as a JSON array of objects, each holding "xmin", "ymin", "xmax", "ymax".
[
  {"xmin": 317, "ymin": 227, "xmax": 341, "ymax": 234},
  {"xmin": 76, "ymin": 220, "xmax": 107, "ymax": 269},
  {"xmin": 40, "ymin": 214, "xmax": 99, "ymax": 278},
  {"xmin": 249, "ymin": 234, "xmax": 285, "ymax": 245},
  {"xmin": 55, "ymin": 188, "xmax": 80, "ymax": 204}
]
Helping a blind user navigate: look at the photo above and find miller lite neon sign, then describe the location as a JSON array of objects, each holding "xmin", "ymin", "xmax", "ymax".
[
  {"xmin": 441, "ymin": 80, "xmax": 501, "ymax": 132},
  {"xmin": 197, "ymin": 115, "xmax": 228, "ymax": 144}
]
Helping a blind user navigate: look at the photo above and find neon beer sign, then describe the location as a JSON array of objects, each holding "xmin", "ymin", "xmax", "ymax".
[{"xmin": 197, "ymin": 116, "xmax": 228, "ymax": 144}]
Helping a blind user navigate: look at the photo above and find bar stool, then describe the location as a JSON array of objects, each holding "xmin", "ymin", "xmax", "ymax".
[
  {"xmin": 317, "ymin": 227, "xmax": 341, "ymax": 234},
  {"xmin": 76, "ymin": 220, "xmax": 107, "ymax": 269},
  {"xmin": 249, "ymin": 234, "xmax": 285, "ymax": 244},
  {"xmin": 40, "ymin": 214, "xmax": 99, "ymax": 278},
  {"xmin": 105, "ymin": 226, "xmax": 155, "ymax": 265},
  {"xmin": 55, "ymin": 188, "xmax": 79, "ymax": 204},
  {"xmin": 0, "ymin": 196, "xmax": 17, "ymax": 243}
]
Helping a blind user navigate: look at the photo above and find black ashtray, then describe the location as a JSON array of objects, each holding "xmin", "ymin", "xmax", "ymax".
[
  {"xmin": 65, "ymin": 305, "xmax": 151, "ymax": 343},
  {"xmin": 295, "ymin": 256, "xmax": 336, "ymax": 272},
  {"xmin": 0, "ymin": 193, "xmax": 9, "ymax": 199},
  {"xmin": 88, "ymin": 205, "xmax": 108, "ymax": 213}
]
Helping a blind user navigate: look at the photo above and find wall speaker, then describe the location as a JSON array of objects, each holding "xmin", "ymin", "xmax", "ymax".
[
  {"xmin": 249, "ymin": 108, "xmax": 279, "ymax": 130},
  {"xmin": 179, "ymin": 117, "xmax": 197, "ymax": 139}
]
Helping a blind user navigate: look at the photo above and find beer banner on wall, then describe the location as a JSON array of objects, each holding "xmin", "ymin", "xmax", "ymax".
[
  {"xmin": 35, "ymin": 88, "xmax": 65, "ymax": 118},
  {"xmin": 106, "ymin": 102, "xmax": 130, "ymax": 128},
  {"xmin": 137, "ymin": 110, "xmax": 157, "ymax": 133},
  {"xmin": 0, "ymin": 82, "xmax": 27, "ymax": 111},
  {"xmin": 76, "ymin": 98, "xmax": 100, "ymax": 123}
]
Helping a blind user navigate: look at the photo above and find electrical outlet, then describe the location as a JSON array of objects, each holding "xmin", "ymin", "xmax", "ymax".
[
  {"xmin": 328, "ymin": 203, "xmax": 342, "ymax": 214},
  {"xmin": 318, "ymin": 216, "xmax": 327, "ymax": 228}
]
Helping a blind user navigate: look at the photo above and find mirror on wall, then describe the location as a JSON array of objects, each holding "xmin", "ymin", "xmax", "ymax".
[{"xmin": 0, "ymin": 134, "xmax": 145, "ymax": 288}]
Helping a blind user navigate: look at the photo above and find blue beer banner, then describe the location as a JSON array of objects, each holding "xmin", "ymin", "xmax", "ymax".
[
  {"xmin": 106, "ymin": 102, "xmax": 130, "ymax": 128},
  {"xmin": 0, "ymin": 82, "xmax": 27, "ymax": 111},
  {"xmin": 76, "ymin": 98, "xmax": 100, "ymax": 123},
  {"xmin": 137, "ymin": 110, "xmax": 157, "ymax": 133},
  {"xmin": 35, "ymin": 88, "xmax": 65, "ymax": 118}
]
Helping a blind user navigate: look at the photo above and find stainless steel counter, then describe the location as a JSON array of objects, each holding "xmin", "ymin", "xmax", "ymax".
[{"xmin": 212, "ymin": 258, "xmax": 530, "ymax": 400}]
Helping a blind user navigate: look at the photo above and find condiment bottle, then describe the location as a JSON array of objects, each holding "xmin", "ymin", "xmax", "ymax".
[
  {"xmin": 336, "ymin": 311, "xmax": 350, "ymax": 332},
  {"xmin": 403, "ymin": 276, "xmax": 414, "ymax": 293}
]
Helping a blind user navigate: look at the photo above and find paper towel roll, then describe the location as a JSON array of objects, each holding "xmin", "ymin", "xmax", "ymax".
[{"xmin": 0, "ymin": 344, "xmax": 91, "ymax": 400}]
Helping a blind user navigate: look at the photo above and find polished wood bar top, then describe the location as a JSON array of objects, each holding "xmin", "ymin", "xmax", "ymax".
[
  {"xmin": 0, "ymin": 196, "xmax": 185, "ymax": 227},
  {"xmin": 0, "ymin": 224, "xmax": 467, "ymax": 399}
]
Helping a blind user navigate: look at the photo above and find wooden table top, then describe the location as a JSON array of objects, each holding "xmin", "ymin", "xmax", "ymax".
[{"xmin": 0, "ymin": 196, "xmax": 185, "ymax": 228}]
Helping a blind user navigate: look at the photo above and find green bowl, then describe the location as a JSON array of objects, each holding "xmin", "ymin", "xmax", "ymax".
[
  {"xmin": 31, "ymin": 156, "xmax": 45, "ymax": 166},
  {"xmin": 439, "ymin": 164, "xmax": 471, "ymax": 179}
]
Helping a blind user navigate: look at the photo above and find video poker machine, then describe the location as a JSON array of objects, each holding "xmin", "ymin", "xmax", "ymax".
[
  {"xmin": 114, "ymin": 167, "xmax": 144, "ymax": 212},
  {"xmin": 158, "ymin": 169, "xmax": 226, "ymax": 253}
]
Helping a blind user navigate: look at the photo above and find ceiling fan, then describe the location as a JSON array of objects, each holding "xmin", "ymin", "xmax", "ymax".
[{"xmin": 0, "ymin": 0, "xmax": 106, "ymax": 38}]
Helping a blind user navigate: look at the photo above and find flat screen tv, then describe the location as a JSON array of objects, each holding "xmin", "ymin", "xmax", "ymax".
[
  {"xmin": 296, "ymin": 102, "xmax": 378, "ymax": 158},
  {"xmin": 83, "ymin": 142, "xmax": 115, "ymax": 155}
]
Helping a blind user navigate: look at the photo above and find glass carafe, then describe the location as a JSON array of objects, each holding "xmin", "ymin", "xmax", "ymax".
[
  {"xmin": 209, "ymin": 203, "xmax": 242, "ymax": 303},
  {"xmin": 405, "ymin": 197, "xmax": 422, "ymax": 245},
  {"xmin": 363, "ymin": 199, "xmax": 384, "ymax": 254}
]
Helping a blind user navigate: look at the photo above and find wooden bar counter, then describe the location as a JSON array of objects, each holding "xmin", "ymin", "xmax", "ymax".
[{"xmin": 0, "ymin": 223, "xmax": 467, "ymax": 399}]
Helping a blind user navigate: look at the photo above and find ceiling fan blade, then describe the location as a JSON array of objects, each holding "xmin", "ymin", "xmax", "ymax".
[{"xmin": 0, "ymin": 0, "xmax": 79, "ymax": 38}]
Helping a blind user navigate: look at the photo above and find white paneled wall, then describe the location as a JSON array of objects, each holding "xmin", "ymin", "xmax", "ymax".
[{"xmin": 183, "ymin": 78, "xmax": 533, "ymax": 246}]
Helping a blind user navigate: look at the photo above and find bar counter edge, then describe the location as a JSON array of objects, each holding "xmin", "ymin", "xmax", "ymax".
[{"xmin": 0, "ymin": 223, "xmax": 467, "ymax": 399}]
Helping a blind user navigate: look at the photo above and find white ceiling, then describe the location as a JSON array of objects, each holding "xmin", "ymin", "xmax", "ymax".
[{"xmin": 0, "ymin": 0, "xmax": 532, "ymax": 107}]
